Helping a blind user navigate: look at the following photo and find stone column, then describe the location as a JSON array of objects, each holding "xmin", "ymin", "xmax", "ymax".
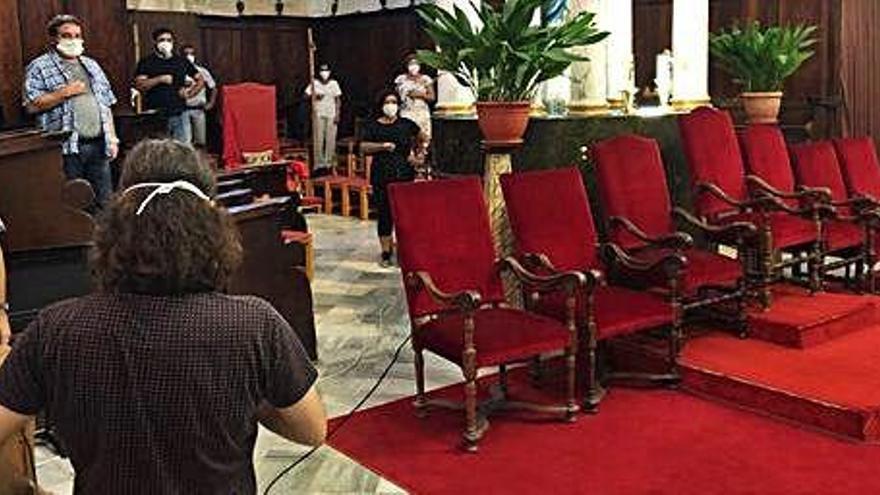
[
  {"xmin": 435, "ymin": 0, "xmax": 480, "ymax": 115},
  {"xmin": 483, "ymin": 144, "xmax": 522, "ymax": 308},
  {"xmin": 605, "ymin": 0, "xmax": 634, "ymax": 109},
  {"xmin": 568, "ymin": 0, "xmax": 611, "ymax": 115},
  {"xmin": 671, "ymin": 0, "xmax": 711, "ymax": 110}
]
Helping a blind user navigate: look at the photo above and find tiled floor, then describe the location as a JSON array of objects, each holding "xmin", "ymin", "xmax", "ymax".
[{"xmin": 35, "ymin": 214, "xmax": 464, "ymax": 494}]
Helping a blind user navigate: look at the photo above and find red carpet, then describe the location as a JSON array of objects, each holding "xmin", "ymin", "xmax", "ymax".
[
  {"xmin": 328, "ymin": 367, "xmax": 880, "ymax": 495},
  {"xmin": 747, "ymin": 287, "xmax": 879, "ymax": 348}
]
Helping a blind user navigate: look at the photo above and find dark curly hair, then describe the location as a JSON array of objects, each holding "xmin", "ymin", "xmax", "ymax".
[{"xmin": 91, "ymin": 139, "xmax": 242, "ymax": 295}]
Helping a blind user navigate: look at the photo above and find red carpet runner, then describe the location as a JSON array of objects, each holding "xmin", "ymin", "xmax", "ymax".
[{"xmin": 328, "ymin": 368, "xmax": 880, "ymax": 495}]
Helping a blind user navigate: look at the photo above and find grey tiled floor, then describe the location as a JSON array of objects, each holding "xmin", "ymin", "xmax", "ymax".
[{"xmin": 35, "ymin": 214, "xmax": 465, "ymax": 494}]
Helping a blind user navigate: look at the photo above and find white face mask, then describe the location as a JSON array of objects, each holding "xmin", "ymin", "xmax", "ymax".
[
  {"xmin": 319, "ymin": 70, "xmax": 331, "ymax": 80},
  {"xmin": 186, "ymin": 54, "xmax": 196, "ymax": 64},
  {"xmin": 382, "ymin": 103, "xmax": 398, "ymax": 118},
  {"xmin": 56, "ymin": 38, "xmax": 84, "ymax": 58},
  {"xmin": 407, "ymin": 63, "xmax": 420, "ymax": 75},
  {"xmin": 157, "ymin": 41, "xmax": 174, "ymax": 57}
]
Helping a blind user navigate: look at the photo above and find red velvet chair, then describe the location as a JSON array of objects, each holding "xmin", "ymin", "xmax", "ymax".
[
  {"xmin": 388, "ymin": 177, "xmax": 585, "ymax": 452},
  {"xmin": 221, "ymin": 83, "xmax": 284, "ymax": 169},
  {"xmin": 789, "ymin": 141, "xmax": 878, "ymax": 292},
  {"xmin": 678, "ymin": 107, "xmax": 823, "ymax": 306},
  {"xmin": 592, "ymin": 135, "xmax": 754, "ymax": 335},
  {"xmin": 742, "ymin": 126, "xmax": 868, "ymax": 291},
  {"xmin": 500, "ymin": 168, "xmax": 682, "ymax": 412},
  {"xmin": 834, "ymin": 137, "xmax": 880, "ymax": 205}
]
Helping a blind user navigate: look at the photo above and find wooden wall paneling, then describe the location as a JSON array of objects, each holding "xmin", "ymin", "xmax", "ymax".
[
  {"xmin": 17, "ymin": 0, "xmax": 63, "ymax": 65},
  {"xmin": 0, "ymin": 1, "xmax": 24, "ymax": 125},
  {"xmin": 633, "ymin": 0, "xmax": 672, "ymax": 96},
  {"xmin": 129, "ymin": 11, "xmax": 201, "ymax": 61},
  {"xmin": 200, "ymin": 17, "xmax": 244, "ymax": 86}
]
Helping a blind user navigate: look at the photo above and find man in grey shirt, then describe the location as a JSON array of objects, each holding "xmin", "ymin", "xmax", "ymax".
[
  {"xmin": 23, "ymin": 15, "xmax": 119, "ymax": 208},
  {"xmin": 182, "ymin": 44, "xmax": 217, "ymax": 148}
]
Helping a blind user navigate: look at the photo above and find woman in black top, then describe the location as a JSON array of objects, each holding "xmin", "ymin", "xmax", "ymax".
[{"xmin": 362, "ymin": 89, "xmax": 421, "ymax": 266}]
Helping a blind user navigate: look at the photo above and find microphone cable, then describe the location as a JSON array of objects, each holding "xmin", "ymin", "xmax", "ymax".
[{"xmin": 263, "ymin": 333, "xmax": 412, "ymax": 494}]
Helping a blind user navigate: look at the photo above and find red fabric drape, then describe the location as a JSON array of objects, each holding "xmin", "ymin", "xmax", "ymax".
[
  {"xmin": 221, "ymin": 83, "xmax": 279, "ymax": 169},
  {"xmin": 840, "ymin": 0, "xmax": 880, "ymax": 148}
]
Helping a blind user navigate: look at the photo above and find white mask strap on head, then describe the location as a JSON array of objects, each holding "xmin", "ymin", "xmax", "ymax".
[{"xmin": 123, "ymin": 180, "xmax": 210, "ymax": 216}]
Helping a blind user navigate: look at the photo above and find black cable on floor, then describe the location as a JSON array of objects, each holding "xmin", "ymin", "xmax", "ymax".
[{"xmin": 263, "ymin": 334, "xmax": 412, "ymax": 494}]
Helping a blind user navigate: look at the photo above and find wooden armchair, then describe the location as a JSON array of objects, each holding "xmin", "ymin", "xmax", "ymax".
[
  {"xmin": 388, "ymin": 177, "xmax": 584, "ymax": 452},
  {"xmin": 789, "ymin": 140, "xmax": 880, "ymax": 292},
  {"xmin": 500, "ymin": 168, "xmax": 683, "ymax": 412},
  {"xmin": 592, "ymin": 135, "xmax": 755, "ymax": 336},
  {"xmin": 678, "ymin": 107, "xmax": 826, "ymax": 307},
  {"xmin": 742, "ymin": 126, "xmax": 871, "ymax": 292}
]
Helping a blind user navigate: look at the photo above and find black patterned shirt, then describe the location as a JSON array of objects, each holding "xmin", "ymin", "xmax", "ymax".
[{"xmin": 0, "ymin": 292, "xmax": 317, "ymax": 494}]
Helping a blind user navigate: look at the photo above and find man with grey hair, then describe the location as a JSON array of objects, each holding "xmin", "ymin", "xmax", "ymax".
[{"xmin": 23, "ymin": 14, "xmax": 119, "ymax": 209}]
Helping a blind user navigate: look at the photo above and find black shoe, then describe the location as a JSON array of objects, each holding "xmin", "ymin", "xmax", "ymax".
[{"xmin": 379, "ymin": 251, "xmax": 393, "ymax": 268}]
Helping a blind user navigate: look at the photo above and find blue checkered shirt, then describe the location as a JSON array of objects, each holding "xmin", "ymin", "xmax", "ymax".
[{"xmin": 23, "ymin": 50, "xmax": 117, "ymax": 156}]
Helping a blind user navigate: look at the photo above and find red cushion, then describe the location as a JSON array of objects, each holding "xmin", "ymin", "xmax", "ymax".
[
  {"xmin": 791, "ymin": 141, "xmax": 850, "ymax": 212},
  {"xmin": 222, "ymin": 83, "xmax": 280, "ymax": 169},
  {"xmin": 389, "ymin": 178, "xmax": 504, "ymax": 317},
  {"xmin": 634, "ymin": 248, "xmax": 742, "ymax": 295},
  {"xmin": 741, "ymin": 125, "xmax": 798, "ymax": 207},
  {"xmin": 834, "ymin": 137, "xmax": 880, "ymax": 200},
  {"xmin": 593, "ymin": 135, "xmax": 674, "ymax": 249},
  {"xmin": 501, "ymin": 168, "xmax": 600, "ymax": 271},
  {"xmin": 678, "ymin": 107, "xmax": 748, "ymax": 218},
  {"xmin": 825, "ymin": 220, "xmax": 864, "ymax": 252},
  {"xmin": 722, "ymin": 211, "xmax": 817, "ymax": 249},
  {"xmin": 532, "ymin": 286, "xmax": 673, "ymax": 341},
  {"xmin": 419, "ymin": 307, "xmax": 571, "ymax": 367}
]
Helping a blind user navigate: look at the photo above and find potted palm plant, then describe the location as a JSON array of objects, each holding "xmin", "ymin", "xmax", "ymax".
[
  {"xmin": 709, "ymin": 20, "xmax": 817, "ymax": 124},
  {"xmin": 416, "ymin": 0, "xmax": 609, "ymax": 144}
]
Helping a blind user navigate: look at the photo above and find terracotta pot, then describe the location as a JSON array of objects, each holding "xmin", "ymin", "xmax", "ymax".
[
  {"xmin": 475, "ymin": 101, "xmax": 531, "ymax": 145},
  {"xmin": 741, "ymin": 92, "xmax": 783, "ymax": 124}
]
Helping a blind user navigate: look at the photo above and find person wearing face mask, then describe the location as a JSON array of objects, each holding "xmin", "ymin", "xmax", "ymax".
[
  {"xmin": 304, "ymin": 63, "xmax": 343, "ymax": 175},
  {"xmin": 134, "ymin": 27, "xmax": 204, "ymax": 144},
  {"xmin": 360, "ymin": 89, "xmax": 421, "ymax": 267},
  {"xmin": 23, "ymin": 14, "xmax": 120, "ymax": 209},
  {"xmin": 181, "ymin": 44, "xmax": 217, "ymax": 148},
  {"xmin": 394, "ymin": 55, "xmax": 434, "ymax": 167}
]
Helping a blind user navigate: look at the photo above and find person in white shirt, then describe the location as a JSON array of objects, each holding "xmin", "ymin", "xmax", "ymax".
[
  {"xmin": 394, "ymin": 55, "xmax": 434, "ymax": 166},
  {"xmin": 182, "ymin": 44, "xmax": 217, "ymax": 148},
  {"xmin": 305, "ymin": 64, "xmax": 342, "ymax": 173}
]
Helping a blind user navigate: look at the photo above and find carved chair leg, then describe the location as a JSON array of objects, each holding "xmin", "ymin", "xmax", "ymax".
[
  {"xmin": 808, "ymin": 241, "xmax": 824, "ymax": 294},
  {"xmin": 565, "ymin": 341, "xmax": 578, "ymax": 422},
  {"xmin": 528, "ymin": 355, "xmax": 544, "ymax": 387},
  {"xmin": 413, "ymin": 344, "xmax": 428, "ymax": 418},
  {"xmin": 462, "ymin": 369, "xmax": 479, "ymax": 453},
  {"xmin": 759, "ymin": 225, "xmax": 774, "ymax": 309},
  {"xmin": 583, "ymin": 319, "xmax": 604, "ymax": 413},
  {"xmin": 736, "ymin": 278, "xmax": 749, "ymax": 339},
  {"xmin": 667, "ymin": 291, "xmax": 683, "ymax": 386}
]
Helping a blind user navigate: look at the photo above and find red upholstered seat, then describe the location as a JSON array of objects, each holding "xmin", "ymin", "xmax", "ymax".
[
  {"xmin": 389, "ymin": 177, "xmax": 580, "ymax": 450},
  {"xmin": 721, "ymin": 211, "xmax": 817, "ymax": 249},
  {"xmin": 741, "ymin": 125, "xmax": 799, "ymax": 208},
  {"xmin": 592, "ymin": 134, "xmax": 744, "ymax": 297},
  {"xmin": 501, "ymin": 167, "xmax": 679, "ymax": 409},
  {"xmin": 834, "ymin": 137, "xmax": 880, "ymax": 200},
  {"xmin": 420, "ymin": 308, "xmax": 570, "ymax": 367},
  {"xmin": 532, "ymin": 286, "xmax": 673, "ymax": 340},
  {"xmin": 222, "ymin": 83, "xmax": 282, "ymax": 169},
  {"xmin": 592, "ymin": 135, "xmax": 675, "ymax": 250},
  {"xmin": 791, "ymin": 141, "xmax": 864, "ymax": 252},
  {"xmin": 678, "ymin": 107, "xmax": 749, "ymax": 219}
]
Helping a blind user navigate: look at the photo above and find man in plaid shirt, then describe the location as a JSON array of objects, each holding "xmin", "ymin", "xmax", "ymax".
[{"xmin": 23, "ymin": 14, "xmax": 119, "ymax": 209}]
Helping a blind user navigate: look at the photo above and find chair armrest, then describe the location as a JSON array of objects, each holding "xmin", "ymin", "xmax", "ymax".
[
  {"xmin": 601, "ymin": 242, "xmax": 686, "ymax": 280},
  {"xmin": 498, "ymin": 256, "xmax": 596, "ymax": 294},
  {"xmin": 795, "ymin": 185, "xmax": 833, "ymax": 203},
  {"xmin": 405, "ymin": 271, "xmax": 482, "ymax": 312},
  {"xmin": 673, "ymin": 207, "xmax": 757, "ymax": 244},
  {"xmin": 695, "ymin": 181, "xmax": 752, "ymax": 210},
  {"xmin": 608, "ymin": 216, "xmax": 693, "ymax": 250},
  {"xmin": 755, "ymin": 191, "xmax": 836, "ymax": 219},
  {"xmin": 746, "ymin": 175, "xmax": 817, "ymax": 201}
]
